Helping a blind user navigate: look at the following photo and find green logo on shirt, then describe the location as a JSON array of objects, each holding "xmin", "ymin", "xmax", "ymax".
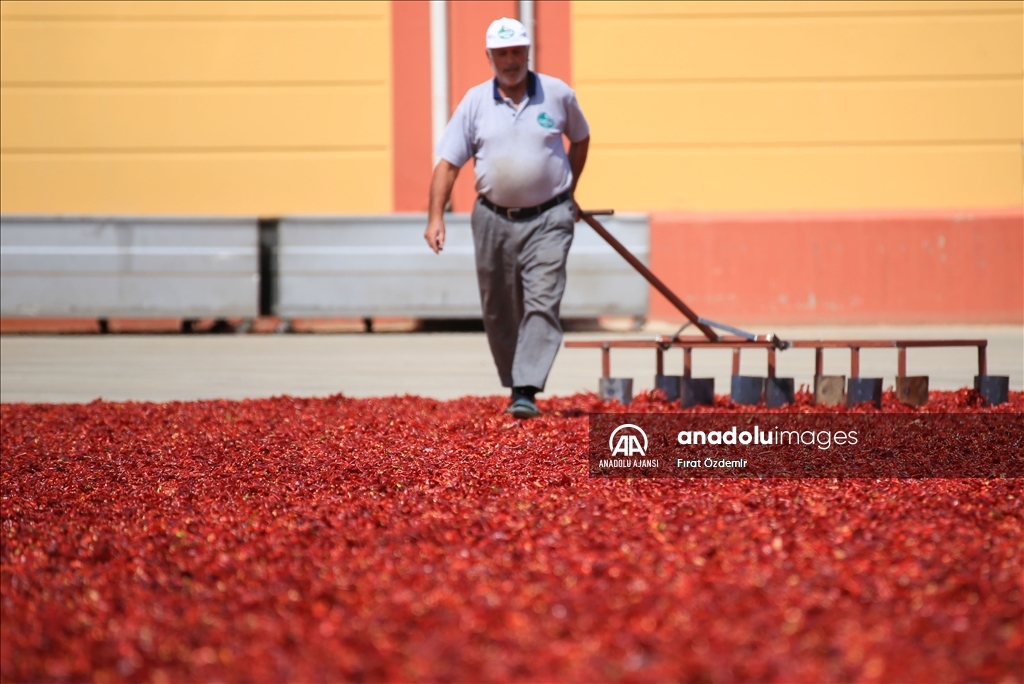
[
  {"xmin": 498, "ymin": 25, "xmax": 514, "ymax": 39},
  {"xmin": 537, "ymin": 112, "xmax": 554, "ymax": 129}
]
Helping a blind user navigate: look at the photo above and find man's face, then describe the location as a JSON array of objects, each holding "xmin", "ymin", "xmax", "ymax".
[{"xmin": 488, "ymin": 45, "xmax": 529, "ymax": 89}]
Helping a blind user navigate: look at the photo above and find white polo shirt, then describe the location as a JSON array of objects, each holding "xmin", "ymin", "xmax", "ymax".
[{"xmin": 436, "ymin": 71, "xmax": 590, "ymax": 209}]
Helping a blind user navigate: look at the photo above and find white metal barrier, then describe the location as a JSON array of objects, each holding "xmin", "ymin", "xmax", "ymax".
[
  {"xmin": 276, "ymin": 213, "xmax": 649, "ymax": 318},
  {"xmin": 1, "ymin": 213, "xmax": 650, "ymax": 320},
  {"xmin": 0, "ymin": 216, "xmax": 259, "ymax": 317}
]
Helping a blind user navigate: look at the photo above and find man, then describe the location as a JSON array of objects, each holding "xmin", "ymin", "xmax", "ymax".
[{"xmin": 424, "ymin": 17, "xmax": 590, "ymax": 419}]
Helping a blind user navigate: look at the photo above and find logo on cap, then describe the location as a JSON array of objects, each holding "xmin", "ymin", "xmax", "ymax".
[
  {"xmin": 487, "ymin": 18, "xmax": 530, "ymax": 48},
  {"xmin": 537, "ymin": 112, "xmax": 554, "ymax": 129}
]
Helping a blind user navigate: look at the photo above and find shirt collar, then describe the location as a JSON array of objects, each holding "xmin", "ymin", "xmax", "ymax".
[{"xmin": 492, "ymin": 71, "xmax": 537, "ymax": 102}]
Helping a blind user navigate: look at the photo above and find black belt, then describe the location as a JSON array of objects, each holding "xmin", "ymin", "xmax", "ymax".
[{"xmin": 478, "ymin": 192, "xmax": 571, "ymax": 221}]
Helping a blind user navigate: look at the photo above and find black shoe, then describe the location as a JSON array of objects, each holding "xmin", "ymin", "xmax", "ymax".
[
  {"xmin": 506, "ymin": 396, "xmax": 540, "ymax": 419},
  {"xmin": 507, "ymin": 386, "xmax": 541, "ymax": 418}
]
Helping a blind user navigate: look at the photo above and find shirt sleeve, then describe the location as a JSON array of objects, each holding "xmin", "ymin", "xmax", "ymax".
[
  {"xmin": 562, "ymin": 90, "xmax": 590, "ymax": 144},
  {"xmin": 435, "ymin": 95, "xmax": 475, "ymax": 168}
]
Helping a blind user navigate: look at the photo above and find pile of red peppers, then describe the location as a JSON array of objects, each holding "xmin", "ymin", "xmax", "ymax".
[{"xmin": 2, "ymin": 389, "xmax": 1021, "ymax": 681}]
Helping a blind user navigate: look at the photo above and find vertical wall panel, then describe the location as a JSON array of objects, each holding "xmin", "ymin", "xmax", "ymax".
[
  {"xmin": 0, "ymin": 1, "xmax": 393, "ymax": 215},
  {"xmin": 392, "ymin": 1, "xmax": 433, "ymax": 212},
  {"xmin": 570, "ymin": 0, "xmax": 1024, "ymax": 212},
  {"xmin": 535, "ymin": 0, "xmax": 572, "ymax": 85}
]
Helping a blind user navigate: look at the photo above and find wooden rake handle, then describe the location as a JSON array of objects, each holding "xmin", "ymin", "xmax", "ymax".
[{"xmin": 580, "ymin": 210, "xmax": 719, "ymax": 342}]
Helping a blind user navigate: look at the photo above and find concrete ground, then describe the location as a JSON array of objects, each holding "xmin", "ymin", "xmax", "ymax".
[{"xmin": 1, "ymin": 324, "xmax": 1020, "ymax": 404}]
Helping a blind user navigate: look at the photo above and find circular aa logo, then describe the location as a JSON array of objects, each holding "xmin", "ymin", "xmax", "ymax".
[{"xmin": 609, "ymin": 424, "xmax": 648, "ymax": 457}]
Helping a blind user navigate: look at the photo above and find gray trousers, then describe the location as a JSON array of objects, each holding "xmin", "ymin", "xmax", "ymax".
[{"xmin": 471, "ymin": 197, "xmax": 575, "ymax": 391}]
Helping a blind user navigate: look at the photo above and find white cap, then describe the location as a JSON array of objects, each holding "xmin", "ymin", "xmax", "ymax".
[{"xmin": 485, "ymin": 17, "xmax": 530, "ymax": 49}]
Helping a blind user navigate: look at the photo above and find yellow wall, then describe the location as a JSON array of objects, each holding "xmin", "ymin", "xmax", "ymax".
[
  {"xmin": 0, "ymin": 1, "xmax": 392, "ymax": 215},
  {"xmin": 571, "ymin": 1, "xmax": 1024, "ymax": 212}
]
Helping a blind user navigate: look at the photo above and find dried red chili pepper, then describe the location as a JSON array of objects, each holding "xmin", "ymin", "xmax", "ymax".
[{"xmin": 2, "ymin": 391, "xmax": 1021, "ymax": 681}]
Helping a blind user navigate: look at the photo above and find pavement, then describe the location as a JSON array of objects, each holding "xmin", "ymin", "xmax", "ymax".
[{"xmin": 1, "ymin": 323, "xmax": 1020, "ymax": 404}]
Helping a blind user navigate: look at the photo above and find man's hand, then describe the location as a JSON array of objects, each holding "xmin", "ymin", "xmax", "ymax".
[
  {"xmin": 426, "ymin": 159, "xmax": 460, "ymax": 254},
  {"xmin": 425, "ymin": 216, "xmax": 446, "ymax": 253}
]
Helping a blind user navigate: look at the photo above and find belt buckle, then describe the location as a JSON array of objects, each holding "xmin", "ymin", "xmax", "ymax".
[{"xmin": 506, "ymin": 207, "xmax": 521, "ymax": 220}]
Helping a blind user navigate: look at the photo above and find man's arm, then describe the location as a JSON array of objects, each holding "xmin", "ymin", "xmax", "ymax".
[
  {"xmin": 567, "ymin": 135, "xmax": 590, "ymax": 222},
  {"xmin": 425, "ymin": 159, "xmax": 460, "ymax": 254}
]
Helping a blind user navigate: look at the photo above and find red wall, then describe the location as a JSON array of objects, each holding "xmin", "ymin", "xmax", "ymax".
[
  {"xmin": 391, "ymin": 1, "xmax": 433, "ymax": 212},
  {"xmin": 648, "ymin": 209, "xmax": 1024, "ymax": 325},
  {"xmin": 535, "ymin": 1, "xmax": 571, "ymax": 85}
]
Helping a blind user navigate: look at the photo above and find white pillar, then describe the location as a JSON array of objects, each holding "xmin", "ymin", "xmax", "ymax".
[
  {"xmin": 519, "ymin": 0, "xmax": 536, "ymax": 71},
  {"xmin": 429, "ymin": 0, "xmax": 449, "ymax": 162}
]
